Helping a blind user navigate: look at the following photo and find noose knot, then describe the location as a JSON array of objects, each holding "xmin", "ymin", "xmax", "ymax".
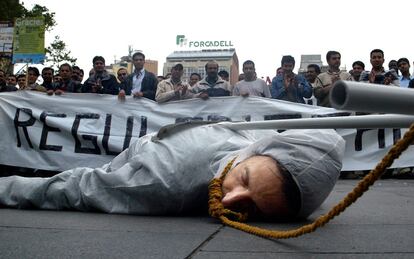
[{"xmin": 208, "ymin": 157, "xmax": 248, "ymax": 222}]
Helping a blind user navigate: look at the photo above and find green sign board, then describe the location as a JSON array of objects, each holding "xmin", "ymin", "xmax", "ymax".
[
  {"xmin": 12, "ymin": 17, "xmax": 45, "ymax": 64},
  {"xmin": 176, "ymin": 35, "xmax": 234, "ymax": 48}
]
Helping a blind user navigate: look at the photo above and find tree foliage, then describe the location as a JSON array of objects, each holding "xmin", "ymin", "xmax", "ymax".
[
  {"xmin": 0, "ymin": 0, "xmax": 26, "ymax": 21},
  {"xmin": 0, "ymin": 1, "xmax": 77, "ymax": 72},
  {"xmin": 23, "ymin": 4, "xmax": 56, "ymax": 31},
  {"xmin": 46, "ymin": 36, "xmax": 77, "ymax": 69},
  {"xmin": 0, "ymin": 1, "xmax": 56, "ymax": 31}
]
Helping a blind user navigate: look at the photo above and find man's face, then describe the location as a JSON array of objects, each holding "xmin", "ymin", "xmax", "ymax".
[
  {"xmin": 276, "ymin": 68, "xmax": 283, "ymax": 76},
  {"xmin": 306, "ymin": 67, "xmax": 318, "ymax": 82},
  {"xmin": 28, "ymin": 71, "xmax": 38, "ymax": 84},
  {"xmin": 171, "ymin": 67, "xmax": 183, "ymax": 80},
  {"xmin": 206, "ymin": 63, "xmax": 219, "ymax": 78},
  {"xmin": 189, "ymin": 75, "xmax": 200, "ymax": 86},
  {"xmin": 370, "ymin": 52, "xmax": 384, "ymax": 68},
  {"xmin": 398, "ymin": 61, "xmax": 410, "ymax": 74},
  {"xmin": 220, "ymin": 73, "xmax": 229, "ymax": 81},
  {"xmin": 7, "ymin": 76, "xmax": 17, "ymax": 86},
  {"xmin": 54, "ymin": 75, "xmax": 62, "ymax": 83},
  {"xmin": 242, "ymin": 64, "xmax": 255, "ymax": 79},
  {"xmin": 221, "ymin": 156, "xmax": 288, "ymax": 217},
  {"xmin": 17, "ymin": 77, "xmax": 26, "ymax": 87},
  {"xmin": 389, "ymin": 61, "xmax": 398, "ymax": 71},
  {"xmin": 282, "ymin": 62, "xmax": 294, "ymax": 74},
  {"xmin": 59, "ymin": 66, "xmax": 72, "ymax": 81},
  {"xmin": 117, "ymin": 69, "xmax": 128, "ymax": 82},
  {"xmin": 133, "ymin": 55, "xmax": 145, "ymax": 71},
  {"xmin": 328, "ymin": 54, "xmax": 341, "ymax": 69},
  {"xmin": 93, "ymin": 61, "xmax": 105, "ymax": 73},
  {"xmin": 352, "ymin": 64, "xmax": 364, "ymax": 77},
  {"xmin": 72, "ymin": 68, "xmax": 81, "ymax": 81},
  {"xmin": 42, "ymin": 69, "xmax": 53, "ymax": 83}
]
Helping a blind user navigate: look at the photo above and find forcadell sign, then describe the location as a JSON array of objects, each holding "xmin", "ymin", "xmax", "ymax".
[{"xmin": 176, "ymin": 35, "xmax": 234, "ymax": 48}]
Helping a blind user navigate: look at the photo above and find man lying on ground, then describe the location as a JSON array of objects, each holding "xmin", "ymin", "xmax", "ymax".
[{"xmin": 0, "ymin": 123, "xmax": 345, "ymax": 220}]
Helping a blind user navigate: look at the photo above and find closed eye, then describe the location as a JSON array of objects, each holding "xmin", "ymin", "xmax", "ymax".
[{"xmin": 242, "ymin": 167, "xmax": 250, "ymax": 187}]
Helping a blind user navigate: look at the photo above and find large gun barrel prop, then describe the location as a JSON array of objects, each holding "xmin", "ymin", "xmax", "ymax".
[
  {"xmin": 330, "ymin": 80, "xmax": 414, "ymax": 115},
  {"xmin": 219, "ymin": 81, "xmax": 414, "ymax": 131}
]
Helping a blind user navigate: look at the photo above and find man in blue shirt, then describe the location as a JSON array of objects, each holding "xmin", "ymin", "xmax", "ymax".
[
  {"xmin": 397, "ymin": 58, "xmax": 412, "ymax": 88},
  {"xmin": 271, "ymin": 55, "xmax": 312, "ymax": 103}
]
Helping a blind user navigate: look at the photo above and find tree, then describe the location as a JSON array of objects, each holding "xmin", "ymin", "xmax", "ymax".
[
  {"xmin": 0, "ymin": 0, "xmax": 25, "ymax": 21},
  {"xmin": 22, "ymin": 4, "xmax": 56, "ymax": 31},
  {"xmin": 0, "ymin": 1, "xmax": 56, "ymax": 31},
  {"xmin": 46, "ymin": 36, "xmax": 77, "ymax": 69},
  {"xmin": 0, "ymin": 1, "xmax": 76, "ymax": 73}
]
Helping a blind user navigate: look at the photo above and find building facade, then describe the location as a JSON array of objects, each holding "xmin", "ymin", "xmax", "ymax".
[{"xmin": 164, "ymin": 49, "xmax": 239, "ymax": 85}]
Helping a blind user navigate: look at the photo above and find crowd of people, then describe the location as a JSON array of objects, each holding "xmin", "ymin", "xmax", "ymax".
[{"xmin": 1, "ymin": 49, "xmax": 413, "ymax": 108}]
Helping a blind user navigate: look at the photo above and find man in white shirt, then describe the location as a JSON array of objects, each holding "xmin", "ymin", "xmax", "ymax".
[
  {"xmin": 233, "ymin": 60, "xmax": 271, "ymax": 98},
  {"xmin": 118, "ymin": 52, "xmax": 158, "ymax": 100}
]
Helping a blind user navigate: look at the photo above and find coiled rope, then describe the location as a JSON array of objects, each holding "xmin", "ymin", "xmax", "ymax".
[{"xmin": 208, "ymin": 123, "xmax": 414, "ymax": 239}]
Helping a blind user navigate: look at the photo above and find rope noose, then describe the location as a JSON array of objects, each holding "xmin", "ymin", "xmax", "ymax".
[{"xmin": 208, "ymin": 123, "xmax": 414, "ymax": 239}]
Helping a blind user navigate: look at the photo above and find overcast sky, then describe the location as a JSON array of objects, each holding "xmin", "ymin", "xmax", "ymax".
[{"xmin": 22, "ymin": 0, "xmax": 414, "ymax": 78}]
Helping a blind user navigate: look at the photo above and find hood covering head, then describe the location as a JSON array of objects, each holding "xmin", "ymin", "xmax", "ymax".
[{"xmin": 216, "ymin": 129, "xmax": 345, "ymax": 218}]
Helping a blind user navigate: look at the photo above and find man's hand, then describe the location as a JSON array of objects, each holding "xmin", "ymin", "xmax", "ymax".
[
  {"xmin": 92, "ymin": 83, "xmax": 101, "ymax": 93},
  {"xmin": 198, "ymin": 92, "xmax": 209, "ymax": 100},
  {"xmin": 174, "ymin": 85, "xmax": 183, "ymax": 95},
  {"xmin": 284, "ymin": 76, "xmax": 293, "ymax": 88},
  {"xmin": 369, "ymin": 71, "xmax": 376, "ymax": 83},
  {"xmin": 55, "ymin": 89, "xmax": 64, "ymax": 95},
  {"xmin": 118, "ymin": 89, "xmax": 126, "ymax": 101},
  {"xmin": 241, "ymin": 92, "xmax": 249, "ymax": 97},
  {"xmin": 181, "ymin": 85, "xmax": 188, "ymax": 95},
  {"xmin": 47, "ymin": 89, "xmax": 54, "ymax": 96},
  {"xmin": 174, "ymin": 85, "xmax": 188, "ymax": 96},
  {"xmin": 133, "ymin": 91, "xmax": 144, "ymax": 98},
  {"xmin": 331, "ymin": 74, "xmax": 340, "ymax": 83},
  {"xmin": 384, "ymin": 76, "xmax": 392, "ymax": 85}
]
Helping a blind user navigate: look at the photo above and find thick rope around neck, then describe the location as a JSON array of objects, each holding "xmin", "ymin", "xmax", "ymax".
[{"xmin": 208, "ymin": 123, "xmax": 414, "ymax": 239}]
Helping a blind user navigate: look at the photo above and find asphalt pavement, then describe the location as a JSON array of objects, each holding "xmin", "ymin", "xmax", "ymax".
[{"xmin": 0, "ymin": 180, "xmax": 413, "ymax": 258}]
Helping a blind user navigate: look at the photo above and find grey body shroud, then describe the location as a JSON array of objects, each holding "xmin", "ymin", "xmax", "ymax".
[{"xmin": 0, "ymin": 124, "xmax": 344, "ymax": 218}]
